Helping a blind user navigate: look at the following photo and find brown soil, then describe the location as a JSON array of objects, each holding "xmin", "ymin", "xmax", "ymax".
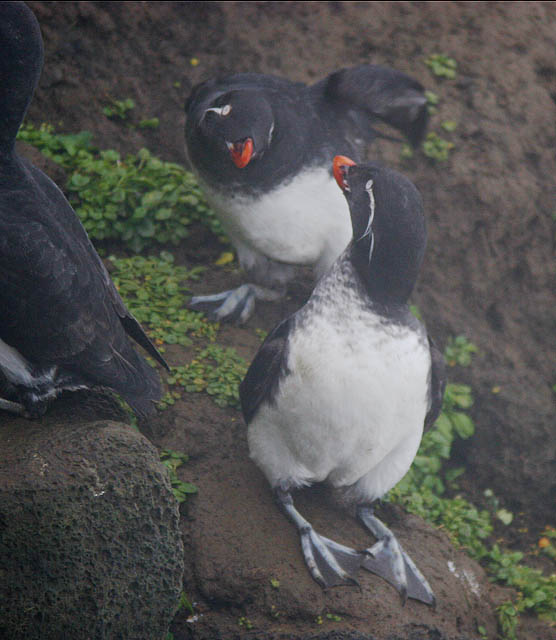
[{"xmin": 15, "ymin": 2, "xmax": 556, "ymax": 638}]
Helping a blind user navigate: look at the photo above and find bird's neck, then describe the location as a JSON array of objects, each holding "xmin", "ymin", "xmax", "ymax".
[{"xmin": 347, "ymin": 240, "xmax": 419, "ymax": 307}]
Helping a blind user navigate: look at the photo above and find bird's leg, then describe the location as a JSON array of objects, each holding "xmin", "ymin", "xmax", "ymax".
[
  {"xmin": 189, "ymin": 283, "xmax": 285, "ymax": 324},
  {"xmin": 357, "ymin": 504, "xmax": 435, "ymax": 606},
  {"xmin": 275, "ymin": 487, "xmax": 364, "ymax": 588}
]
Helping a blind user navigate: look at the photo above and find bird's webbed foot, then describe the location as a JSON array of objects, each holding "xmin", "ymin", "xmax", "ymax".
[
  {"xmin": 276, "ymin": 488, "xmax": 364, "ymax": 588},
  {"xmin": 189, "ymin": 283, "xmax": 284, "ymax": 324},
  {"xmin": 357, "ymin": 505, "xmax": 435, "ymax": 606}
]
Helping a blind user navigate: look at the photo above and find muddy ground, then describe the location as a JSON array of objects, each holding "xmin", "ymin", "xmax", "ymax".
[{"xmin": 13, "ymin": 2, "xmax": 556, "ymax": 638}]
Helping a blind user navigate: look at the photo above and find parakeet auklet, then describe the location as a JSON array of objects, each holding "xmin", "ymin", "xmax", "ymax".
[
  {"xmin": 239, "ymin": 155, "xmax": 446, "ymax": 604},
  {"xmin": 185, "ymin": 65, "xmax": 429, "ymax": 322},
  {"xmin": 0, "ymin": 2, "xmax": 168, "ymax": 418}
]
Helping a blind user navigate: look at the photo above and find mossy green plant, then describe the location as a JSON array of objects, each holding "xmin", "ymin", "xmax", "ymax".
[
  {"xmin": 389, "ymin": 342, "xmax": 556, "ymax": 636},
  {"xmin": 103, "ymin": 97, "xmax": 135, "ymax": 120},
  {"xmin": 444, "ymin": 335, "xmax": 478, "ymax": 367},
  {"xmin": 423, "ymin": 132, "xmax": 454, "ymax": 162},
  {"xmin": 425, "ymin": 54, "xmax": 458, "ymax": 79},
  {"xmin": 108, "ymin": 252, "xmax": 217, "ymax": 348},
  {"xmin": 166, "ymin": 344, "xmax": 248, "ymax": 409},
  {"xmin": 425, "ymin": 89, "xmax": 440, "ymax": 115},
  {"xmin": 17, "ymin": 122, "xmax": 223, "ymax": 251},
  {"xmin": 159, "ymin": 449, "xmax": 198, "ymax": 503}
]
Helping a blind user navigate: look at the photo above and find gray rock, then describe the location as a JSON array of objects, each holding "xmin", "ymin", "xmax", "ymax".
[{"xmin": 0, "ymin": 414, "xmax": 184, "ymax": 640}]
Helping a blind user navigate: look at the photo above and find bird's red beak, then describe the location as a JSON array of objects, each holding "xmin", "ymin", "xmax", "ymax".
[
  {"xmin": 333, "ymin": 155, "xmax": 357, "ymax": 191},
  {"xmin": 229, "ymin": 138, "xmax": 254, "ymax": 168}
]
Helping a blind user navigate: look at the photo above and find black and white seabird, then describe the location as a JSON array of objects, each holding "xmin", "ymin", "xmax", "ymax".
[
  {"xmin": 0, "ymin": 2, "xmax": 168, "ymax": 418},
  {"xmin": 185, "ymin": 65, "xmax": 428, "ymax": 322},
  {"xmin": 239, "ymin": 156, "xmax": 446, "ymax": 604}
]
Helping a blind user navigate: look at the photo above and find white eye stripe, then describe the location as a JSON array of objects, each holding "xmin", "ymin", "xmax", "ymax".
[
  {"xmin": 205, "ymin": 104, "xmax": 232, "ymax": 117},
  {"xmin": 363, "ymin": 179, "xmax": 375, "ymax": 265},
  {"xmin": 363, "ymin": 179, "xmax": 375, "ymax": 237}
]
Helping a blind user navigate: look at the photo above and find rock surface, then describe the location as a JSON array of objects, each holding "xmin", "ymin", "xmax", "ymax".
[
  {"xmin": 0, "ymin": 395, "xmax": 184, "ymax": 640},
  {"xmin": 162, "ymin": 396, "xmax": 501, "ymax": 640}
]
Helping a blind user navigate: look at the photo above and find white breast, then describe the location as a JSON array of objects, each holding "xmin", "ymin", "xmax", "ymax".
[
  {"xmin": 202, "ymin": 167, "xmax": 352, "ymax": 278},
  {"xmin": 247, "ymin": 271, "xmax": 430, "ymax": 503}
]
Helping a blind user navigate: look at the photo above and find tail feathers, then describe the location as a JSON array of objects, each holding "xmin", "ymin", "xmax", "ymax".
[
  {"xmin": 320, "ymin": 65, "xmax": 429, "ymax": 147},
  {"xmin": 1, "ymin": 334, "xmax": 164, "ymax": 418},
  {"xmin": 60, "ymin": 339, "xmax": 165, "ymax": 419},
  {"xmin": 119, "ymin": 314, "xmax": 169, "ymax": 371},
  {"xmin": 105, "ymin": 343, "xmax": 164, "ymax": 418}
]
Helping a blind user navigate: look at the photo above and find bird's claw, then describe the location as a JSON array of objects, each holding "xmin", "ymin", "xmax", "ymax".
[
  {"xmin": 189, "ymin": 285, "xmax": 256, "ymax": 324},
  {"xmin": 300, "ymin": 528, "xmax": 364, "ymax": 588},
  {"xmin": 358, "ymin": 506, "xmax": 435, "ymax": 606}
]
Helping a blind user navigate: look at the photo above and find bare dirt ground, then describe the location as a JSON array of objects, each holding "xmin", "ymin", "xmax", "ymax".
[{"xmin": 16, "ymin": 2, "xmax": 556, "ymax": 638}]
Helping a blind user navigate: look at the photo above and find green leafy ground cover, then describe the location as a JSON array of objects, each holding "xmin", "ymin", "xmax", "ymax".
[
  {"xmin": 18, "ymin": 123, "xmax": 222, "ymax": 251},
  {"xmin": 19, "ymin": 123, "xmax": 555, "ymax": 639}
]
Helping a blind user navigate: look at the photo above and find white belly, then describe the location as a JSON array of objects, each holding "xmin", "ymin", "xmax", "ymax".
[
  {"xmin": 203, "ymin": 167, "xmax": 352, "ymax": 277},
  {"xmin": 248, "ymin": 298, "xmax": 430, "ymax": 502}
]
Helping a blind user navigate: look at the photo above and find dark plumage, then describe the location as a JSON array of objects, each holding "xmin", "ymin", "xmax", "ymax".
[
  {"xmin": 240, "ymin": 157, "xmax": 445, "ymax": 604},
  {"xmin": 185, "ymin": 65, "xmax": 428, "ymax": 322},
  {"xmin": 0, "ymin": 2, "xmax": 168, "ymax": 418}
]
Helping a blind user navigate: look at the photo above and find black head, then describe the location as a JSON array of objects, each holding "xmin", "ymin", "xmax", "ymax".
[
  {"xmin": 185, "ymin": 83, "xmax": 275, "ymax": 177},
  {"xmin": 0, "ymin": 2, "xmax": 44, "ymax": 154},
  {"xmin": 333, "ymin": 156, "xmax": 427, "ymax": 304}
]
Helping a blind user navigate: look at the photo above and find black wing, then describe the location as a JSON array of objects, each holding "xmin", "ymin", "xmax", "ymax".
[
  {"xmin": 239, "ymin": 316, "xmax": 293, "ymax": 425},
  {"xmin": 26, "ymin": 159, "xmax": 167, "ymax": 369},
  {"xmin": 312, "ymin": 64, "xmax": 429, "ymax": 148},
  {"xmin": 0, "ymin": 157, "xmax": 166, "ymax": 415},
  {"xmin": 424, "ymin": 336, "xmax": 447, "ymax": 432}
]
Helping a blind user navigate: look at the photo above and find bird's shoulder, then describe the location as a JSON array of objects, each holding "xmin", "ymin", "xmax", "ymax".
[{"xmin": 239, "ymin": 315, "xmax": 294, "ymax": 424}]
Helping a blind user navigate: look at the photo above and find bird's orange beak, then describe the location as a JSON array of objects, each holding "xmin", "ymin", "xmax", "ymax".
[
  {"xmin": 333, "ymin": 155, "xmax": 356, "ymax": 191},
  {"xmin": 229, "ymin": 138, "xmax": 254, "ymax": 168}
]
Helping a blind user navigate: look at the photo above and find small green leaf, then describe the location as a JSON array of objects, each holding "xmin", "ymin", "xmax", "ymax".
[
  {"xmin": 496, "ymin": 509, "xmax": 514, "ymax": 525},
  {"xmin": 449, "ymin": 412, "xmax": 475, "ymax": 439}
]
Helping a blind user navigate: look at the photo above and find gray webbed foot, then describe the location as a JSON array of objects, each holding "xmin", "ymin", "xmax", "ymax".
[
  {"xmin": 357, "ymin": 505, "xmax": 435, "ymax": 606},
  {"xmin": 189, "ymin": 284, "xmax": 256, "ymax": 324},
  {"xmin": 276, "ymin": 488, "xmax": 365, "ymax": 588}
]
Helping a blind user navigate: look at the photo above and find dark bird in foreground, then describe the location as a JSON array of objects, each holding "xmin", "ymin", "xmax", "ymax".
[
  {"xmin": 0, "ymin": 2, "xmax": 168, "ymax": 418},
  {"xmin": 240, "ymin": 156, "xmax": 446, "ymax": 604},
  {"xmin": 185, "ymin": 65, "xmax": 428, "ymax": 322}
]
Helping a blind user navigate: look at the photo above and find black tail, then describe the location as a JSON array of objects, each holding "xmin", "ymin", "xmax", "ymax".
[
  {"xmin": 316, "ymin": 65, "xmax": 429, "ymax": 147},
  {"xmin": 63, "ymin": 335, "xmax": 165, "ymax": 419},
  {"xmin": 119, "ymin": 314, "xmax": 170, "ymax": 371},
  {"xmin": 105, "ymin": 343, "xmax": 164, "ymax": 418}
]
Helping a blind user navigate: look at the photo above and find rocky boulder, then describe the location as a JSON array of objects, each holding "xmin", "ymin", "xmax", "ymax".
[{"xmin": 0, "ymin": 396, "xmax": 184, "ymax": 640}]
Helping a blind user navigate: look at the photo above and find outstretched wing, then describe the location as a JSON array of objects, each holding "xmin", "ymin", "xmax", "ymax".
[
  {"xmin": 240, "ymin": 317, "xmax": 293, "ymax": 425},
  {"xmin": 312, "ymin": 64, "xmax": 428, "ymax": 148}
]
